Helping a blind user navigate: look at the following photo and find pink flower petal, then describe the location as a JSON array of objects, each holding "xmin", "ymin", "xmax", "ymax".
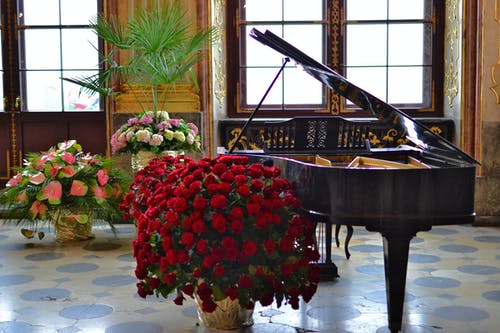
[{"xmin": 70, "ymin": 180, "xmax": 88, "ymax": 196}]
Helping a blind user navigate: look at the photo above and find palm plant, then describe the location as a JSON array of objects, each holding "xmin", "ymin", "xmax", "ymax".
[{"xmin": 65, "ymin": 0, "xmax": 214, "ymax": 112}]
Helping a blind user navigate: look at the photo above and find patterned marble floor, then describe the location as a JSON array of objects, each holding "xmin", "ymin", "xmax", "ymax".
[{"xmin": 0, "ymin": 221, "xmax": 499, "ymax": 333}]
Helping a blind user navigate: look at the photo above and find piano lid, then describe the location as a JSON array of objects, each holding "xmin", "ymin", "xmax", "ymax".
[{"xmin": 249, "ymin": 28, "xmax": 479, "ymax": 166}]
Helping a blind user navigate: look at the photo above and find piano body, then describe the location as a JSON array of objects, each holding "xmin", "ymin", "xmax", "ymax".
[{"xmin": 234, "ymin": 29, "xmax": 479, "ymax": 333}]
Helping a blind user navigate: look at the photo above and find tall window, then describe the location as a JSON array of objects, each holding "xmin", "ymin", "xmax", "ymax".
[
  {"xmin": 227, "ymin": 0, "xmax": 444, "ymax": 118},
  {"xmin": 2, "ymin": 0, "xmax": 101, "ymax": 113}
]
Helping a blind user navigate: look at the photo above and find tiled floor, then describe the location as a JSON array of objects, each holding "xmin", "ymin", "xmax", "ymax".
[{"xmin": 0, "ymin": 221, "xmax": 499, "ymax": 333}]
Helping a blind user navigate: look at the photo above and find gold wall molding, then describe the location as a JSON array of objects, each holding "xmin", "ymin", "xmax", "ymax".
[
  {"xmin": 444, "ymin": 0, "xmax": 460, "ymax": 111},
  {"xmin": 490, "ymin": 0, "xmax": 500, "ymax": 103}
]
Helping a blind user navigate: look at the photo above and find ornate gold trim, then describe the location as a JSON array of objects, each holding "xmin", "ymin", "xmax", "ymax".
[
  {"xmin": 490, "ymin": 0, "xmax": 500, "ymax": 103},
  {"xmin": 444, "ymin": 0, "xmax": 460, "ymax": 110}
]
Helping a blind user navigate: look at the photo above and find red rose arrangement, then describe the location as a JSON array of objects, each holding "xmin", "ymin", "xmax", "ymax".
[{"xmin": 129, "ymin": 154, "xmax": 320, "ymax": 313}]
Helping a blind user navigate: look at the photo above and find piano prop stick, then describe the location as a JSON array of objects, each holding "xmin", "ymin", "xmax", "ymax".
[{"xmin": 235, "ymin": 28, "xmax": 480, "ymax": 333}]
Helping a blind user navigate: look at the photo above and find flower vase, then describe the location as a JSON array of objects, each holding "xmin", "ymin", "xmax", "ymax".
[
  {"xmin": 50, "ymin": 209, "xmax": 95, "ymax": 242},
  {"xmin": 131, "ymin": 150, "xmax": 180, "ymax": 173},
  {"xmin": 194, "ymin": 296, "xmax": 254, "ymax": 330}
]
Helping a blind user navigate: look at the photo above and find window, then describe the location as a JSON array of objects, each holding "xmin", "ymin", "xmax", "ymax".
[
  {"xmin": 2, "ymin": 0, "xmax": 101, "ymax": 113},
  {"xmin": 227, "ymin": 0, "xmax": 444, "ymax": 118}
]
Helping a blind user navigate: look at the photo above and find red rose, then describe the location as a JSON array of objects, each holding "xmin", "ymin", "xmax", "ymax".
[
  {"xmin": 255, "ymin": 266, "xmax": 265, "ymax": 276},
  {"xmin": 246, "ymin": 202, "xmax": 260, "ymax": 216},
  {"xmin": 173, "ymin": 197, "xmax": 188, "ymax": 213},
  {"xmin": 166, "ymin": 249, "xmax": 177, "ymax": 265},
  {"xmin": 201, "ymin": 300, "xmax": 217, "ymax": 313},
  {"xmin": 242, "ymin": 241, "xmax": 258, "ymax": 257},
  {"xmin": 238, "ymin": 274, "xmax": 253, "ymax": 288},
  {"xmin": 214, "ymin": 264, "xmax": 225, "ymax": 277},
  {"xmin": 193, "ymin": 196, "xmax": 207, "ymax": 210},
  {"xmin": 259, "ymin": 292, "xmax": 274, "ymax": 306},
  {"xmin": 225, "ymin": 247, "xmax": 239, "ymax": 260},
  {"xmin": 163, "ymin": 272, "xmax": 177, "ymax": 284},
  {"xmin": 236, "ymin": 185, "xmax": 250, "ymax": 197},
  {"xmin": 225, "ymin": 285, "xmax": 238, "ymax": 300},
  {"xmin": 230, "ymin": 220, "xmax": 243, "ymax": 234},
  {"xmin": 229, "ymin": 207, "xmax": 244, "ymax": 220},
  {"xmin": 263, "ymin": 240, "xmax": 276, "ymax": 255},
  {"xmin": 192, "ymin": 219, "xmax": 206, "ymax": 234},
  {"xmin": 221, "ymin": 171, "xmax": 235, "ymax": 182},
  {"xmin": 210, "ymin": 194, "xmax": 228, "ymax": 209},
  {"xmin": 212, "ymin": 163, "xmax": 227, "ymax": 175},
  {"xmin": 197, "ymin": 282, "xmax": 212, "ymax": 300},
  {"xmin": 180, "ymin": 232, "xmax": 194, "ymax": 248},
  {"xmin": 234, "ymin": 174, "xmax": 247, "ymax": 185},
  {"xmin": 202, "ymin": 256, "xmax": 216, "ymax": 269},
  {"xmin": 173, "ymin": 295, "xmax": 184, "ymax": 305},
  {"xmin": 250, "ymin": 179, "xmax": 264, "ymax": 191},
  {"xmin": 280, "ymin": 236, "xmax": 294, "ymax": 253},
  {"xmin": 212, "ymin": 213, "xmax": 227, "ymax": 233},
  {"xmin": 222, "ymin": 236, "xmax": 238, "ymax": 249},
  {"xmin": 181, "ymin": 284, "xmax": 195, "ymax": 296},
  {"xmin": 192, "ymin": 268, "xmax": 202, "ymax": 278},
  {"xmin": 195, "ymin": 239, "xmax": 209, "ymax": 255},
  {"xmin": 248, "ymin": 165, "xmax": 263, "ymax": 178}
]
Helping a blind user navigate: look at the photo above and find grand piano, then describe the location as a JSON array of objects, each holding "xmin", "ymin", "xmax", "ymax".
[{"xmin": 232, "ymin": 28, "xmax": 479, "ymax": 333}]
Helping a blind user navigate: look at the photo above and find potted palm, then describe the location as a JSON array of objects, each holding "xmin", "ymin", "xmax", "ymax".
[{"xmin": 64, "ymin": 0, "xmax": 214, "ymax": 167}]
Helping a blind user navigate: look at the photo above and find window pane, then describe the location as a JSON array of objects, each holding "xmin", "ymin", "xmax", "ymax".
[
  {"xmin": 346, "ymin": 0, "xmax": 388, "ymax": 20},
  {"xmin": 63, "ymin": 70, "xmax": 100, "ymax": 111},
  {"xmin": 245, "ymin": 68, "xmax": 284, "ymax": 106},
  {"xmin": 62, "ymin": 29, "xmax": 99, "ymax": 69},
  {"xmin": 388, "ymin": 24, "xmax": 424, "ymax": 65},
  {"xmin": 346, "ymin": 67, "xmax": 387, "ymax": 103},
  {"xmin": 284, "ymin": 0, "xmax": 324, "ymax": 21},
  {"xmin": 23, "ymin": 30, "xmax": 61, "ymax": 69},
  {"xmin": 25, "ymin": 71, "xmax": 63, "ymax": 111},
  {"xmin": 346, "ymin": 24, "xmax": 387, "ymax": 66},
  {"xmin": 243, "ymin": 0, "xmax": 283, "ymax": 21},
  {"xmin": 389, "ymin": 0, "xmax": 426, "ymax": 19},
  {"xmin": 283, "ymin": 25, "xmax": 324, "ymax": 63},
  {"xmin": 283, "ymin": 67, "xmax": 323, "ymax": 105},
  {"xmin": 244, "ymin": 25, "xmax": 284, "ymax": 67},
  {"xmin": 22, "ymin": 0, "xmax": 60, "ymax": 25},
  {"xmin": 61, "ymin": 0, "xmax": 97, "ymax": 25},
  {"xmin": 387, "ymin": 67, "xmax": 431, "ymax": 107}
]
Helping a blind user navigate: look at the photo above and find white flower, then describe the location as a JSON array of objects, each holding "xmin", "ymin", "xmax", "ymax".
[
  {"xmin": 173, "ymin": 131, "xmax": 185, "ymax": 142},
  {"xmin": 157, "ymin": 111, "xmax": 170, "ymax": 121},
  {"xmin": 150, "ymin": 134, "xmax": 164, "ymax": 146},
  {"xmin": 136, "ymin": 129, "xmax": 151, "ymax": 143},
  {"xmin": 164, "ymin": 130, "xmax": 174, "ymax": 141},
  {"xmin": 186, "ymin": 133, "xmax": 195, "ymax": 145},
  {"xmin": 125, "ymin": 130, "xmax": 135, "ymax": 141}
]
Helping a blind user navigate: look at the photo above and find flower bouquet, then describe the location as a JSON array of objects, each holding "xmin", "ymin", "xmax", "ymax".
[
  {"xmin": 0, "ymin": 140, "xmax": 130, "ymax": 240},
  {"xmin": 129, "ymin": 154, "xmax": 320, "ymax": 328},
  {"xmin": 110, "ymin": 111, "xmax": 201, "ymax": 156}
]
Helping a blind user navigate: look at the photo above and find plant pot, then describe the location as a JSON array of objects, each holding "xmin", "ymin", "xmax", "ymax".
[
  {"xmin": 194, "ymin": 296, "xmax": 254, "ymax": 330},
  {"xmin": 131, "ymin": 150, "xmax": 180, "ymax": 173},
  {"xmin": 50, "ymin": 209, "xmax": 95, "ymax": 242}
]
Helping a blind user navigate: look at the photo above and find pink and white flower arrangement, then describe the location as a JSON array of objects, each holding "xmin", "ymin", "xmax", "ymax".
[
  {"xmin": 111, "ymin": 111, "xmax": 201, "ymax": 154},
  {"xmin": 0, "ymin": 140, "xmax": 129, "ymax": 239}
]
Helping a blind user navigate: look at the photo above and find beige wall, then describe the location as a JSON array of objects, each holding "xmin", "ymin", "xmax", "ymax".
[{"xmin": 475, "ymin": 0, "xmax": 500, "ymax": 222}]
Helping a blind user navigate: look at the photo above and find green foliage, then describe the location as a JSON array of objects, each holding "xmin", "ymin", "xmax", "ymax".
[{"xmin": 0, "ymin": 140, "xmax": 131, "ymax": 239}]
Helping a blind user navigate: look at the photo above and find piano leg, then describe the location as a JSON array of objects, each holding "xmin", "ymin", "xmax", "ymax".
[{"xmin": 381, "ymin": 232, "xmax": 412, "ymax": 333}]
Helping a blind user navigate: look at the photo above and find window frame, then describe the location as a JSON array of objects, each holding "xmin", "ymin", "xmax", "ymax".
[
  {"xmin": 226, "ymin": 0, "xmax": 445, "ymax": 118},
  {"xmin": 1, "ymin": 0, "xmax": 103, "ymax": 113}
]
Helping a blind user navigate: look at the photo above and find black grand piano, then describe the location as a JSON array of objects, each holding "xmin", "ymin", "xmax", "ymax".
[{"xmin": 232, "ymin": 29, "xmax": 479, "ymax": 333}]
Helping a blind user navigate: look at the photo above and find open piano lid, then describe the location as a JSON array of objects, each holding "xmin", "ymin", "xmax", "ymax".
[{"xmin": 249, "ymin": 28, "xmax": 479, "ymax": 166}]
